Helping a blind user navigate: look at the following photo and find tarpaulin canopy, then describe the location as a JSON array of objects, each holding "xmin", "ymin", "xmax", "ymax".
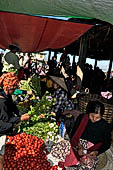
[
  {"xmin": 0, "ymin": 0, "xmax": 113, "ymax": 25},
  {"xmin": 0, "ymin": 11, "xmax": 93, "ymax": 52}
]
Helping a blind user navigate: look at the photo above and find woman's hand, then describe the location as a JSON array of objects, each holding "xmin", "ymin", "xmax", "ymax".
[
  {"xmin": 20, "ymin": 113, "xmax": 30, "ymax": 121},
  {"xmin": 27, "ymin": 91, "xmax": 33, "ymax": 95},
  {"xmin": 78, "ymin": 148, "xmax": 84, "ymax": 156},
  {"xmin": 78, "ymin": 143, "xmax": 85, "ymax": 156},
  {"xmin": 62, "ymin": 110, "xmax": 71, "ymax": 115},
  {"xmin": 88, "ymin": 151, "xmax": 98, "ymax": 159}
]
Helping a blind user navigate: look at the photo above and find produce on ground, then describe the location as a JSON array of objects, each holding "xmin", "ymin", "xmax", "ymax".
[
  {"xmin": 19, "ymin": 75, "xmax": 41, "ymax": 96},
  {"xmin": 4, "ymin": 133, "xmax": 59, "ymax": 170},
  {"xmin": 18, "ymin": 91, "xmax": 58, "ymax": 141}
]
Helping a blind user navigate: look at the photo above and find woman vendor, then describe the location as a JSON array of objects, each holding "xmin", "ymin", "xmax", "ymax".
[
  {"xmin": 0, "ymin": 72, "xmax": 30, "ymax": 170},
  {"xmin": 50, "ymin": 76, "xmax": 74, "ymax": 122},
  {"xmin": 49, "ymin": 100, "xmax": 111, "ymax": 170}
]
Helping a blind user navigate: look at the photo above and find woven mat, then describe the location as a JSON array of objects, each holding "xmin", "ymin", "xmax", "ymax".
[{"xmin": 96, "ymin": 152, "xmax": 108, "ymax": 170}]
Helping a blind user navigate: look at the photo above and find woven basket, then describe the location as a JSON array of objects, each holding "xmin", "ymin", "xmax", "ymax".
[
  {"xmin": 103, "ymin": 103, "xmax": 113, "ymax": 124},
  {"xmin": 96, "ymin": 152, "xmax": 108, "ymax": 170},
  {"xmin": 78, "ymin": 94, "xmax": 113, "ymax": 125}
]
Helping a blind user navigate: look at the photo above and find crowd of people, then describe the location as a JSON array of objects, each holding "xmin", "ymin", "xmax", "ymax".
[
  {"xmin": 82, "ymin": 63, "xmax": 113, "ymax": 104},
  {"xmin": 0, "ymin": 42, "xmax": 112, "ymax": 170},
  {"xmin": 82, "ymin": 63, "xmax": 106, "ymax": 94}
]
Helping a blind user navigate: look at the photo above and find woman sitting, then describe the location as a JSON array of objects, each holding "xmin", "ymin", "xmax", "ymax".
[{"xmin": 49, "ymin": 100, "xmax": 111, "ymax": 170}]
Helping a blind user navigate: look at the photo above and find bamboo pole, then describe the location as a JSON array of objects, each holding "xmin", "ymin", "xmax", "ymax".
[
  {"xmin": 48, "ymin": 50, "xmax": 51, "ymax": 61},
  {"xmin": 94, "ymin": 59, "xmax": 97, "ymax": 69},
  {"xmin": 107, "ymin": 58, "xmax": 113, "ymax": 81},
  {"xmin": 78, "ymin": 33, "xmax": 88, "ymax": 71}
]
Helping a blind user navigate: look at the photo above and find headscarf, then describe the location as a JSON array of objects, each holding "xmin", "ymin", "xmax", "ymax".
[{"xmin": 0, "ymin": 72, "xmax": 19, "ymax": 92}]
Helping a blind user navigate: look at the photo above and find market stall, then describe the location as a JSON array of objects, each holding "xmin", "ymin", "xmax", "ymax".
[{"xmin": 0, "ymin": 1, "xmax": 113, "ymax": 169}]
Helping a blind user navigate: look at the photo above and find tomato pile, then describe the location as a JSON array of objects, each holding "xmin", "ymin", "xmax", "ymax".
[{"xmin": 4, "ymin": 133, "xmax": 58, "ymax": 170}]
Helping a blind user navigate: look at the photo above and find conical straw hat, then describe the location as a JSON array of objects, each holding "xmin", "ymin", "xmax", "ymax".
[{"xmin": 50, "ymin": 76, "xmax": 68, "ymax": 92}]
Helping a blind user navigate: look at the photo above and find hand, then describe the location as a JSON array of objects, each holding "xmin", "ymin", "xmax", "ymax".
[
  {"xmin": 77, "ymin": 143, "xmax": 85, "ymax": 156},
  {"xmin": 62, "ymin": 110, "xmax": 71, "ymax": 115},
  {"xmin": 78, "ymin": 148, "xmax": 84, "ymax": 156},
  {"xmin": 21, "ymin": 113, "xmax": 30, "ymax": 121},
  {"xmin": 88, "ymin": 151, "xmax": 98, "ymax": 159},
  {"xmin": 27, "ymin": 91, "xmax": 33, "ymax": 95},
  {"xmin": 62, "ymin": 110, "xmax": 82, "ymax": 116}
]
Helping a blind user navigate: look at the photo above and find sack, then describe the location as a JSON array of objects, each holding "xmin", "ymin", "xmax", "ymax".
[
  {"xmin": 64, "ymin": 147, "xmax": 79, "ymax": 167},
  {"xmin": 50, "ymin": 139, "xmax": 71, "ymax": 161}
]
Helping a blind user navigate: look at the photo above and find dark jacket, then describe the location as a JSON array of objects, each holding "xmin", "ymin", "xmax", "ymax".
[
  {"xmin": 70, "ymin": 114, "xmax": 112, "ymax": 155},
  {"xmin": 0, "ymin": 90, "xmax": 20, "ymax": 136}
]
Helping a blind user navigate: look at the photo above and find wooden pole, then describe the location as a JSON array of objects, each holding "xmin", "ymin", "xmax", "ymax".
[
  {"xmin": 54, "ymin": 51, "xmax": 57, "ymax": 57},
  {"xmin": 78, "ymin": 33, "xmax": 88, "ymax": 71},
  {"xmin": 107, "ymin": 58, "xmax": 112, "ymax": 81},
  {"xmin": 73, "ymin": 55, "xmax": 76, "ymax": 64},
  {"xmin": 94, "ymin": 59, "xmax": 97, "ymax": 69},
  {"xmin": 48, "ymin": 50, "xmax": 51, "ymax": 62},
  {"xmin": 72, "ymin": 55, "xmax": 77, "ymax": 75},
  {"xmin": 106, "ymin": 49, "xmax": 113, "ymax": 82}
]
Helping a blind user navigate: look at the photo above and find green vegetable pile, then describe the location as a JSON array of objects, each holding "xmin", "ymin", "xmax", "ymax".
[
  {"xmin": 19, "ymin": 75, "xmax": 41, "ymax": 96},
  {"xmin": 19, "ymin": 79, "xmax": 32, "ymax": 91},
  {"xmin": 18, "ymin": 91, "xmax": 58, "ymax": 141},
  {"xmin": 29, "ymin": 75, "xmax": 41, "ymax": 96}
]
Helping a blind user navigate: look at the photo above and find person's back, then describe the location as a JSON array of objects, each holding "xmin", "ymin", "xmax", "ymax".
[
  {"xmin": 5, "ymin": 51, "xmax": 20, "ymax": 69},
  {"xmin": 48, "ymin": 57, "xmax": 57, "ymax": 75},
  {"xmin": 2, "ymin": 42, "xmax": 21, "ymax": 72}
]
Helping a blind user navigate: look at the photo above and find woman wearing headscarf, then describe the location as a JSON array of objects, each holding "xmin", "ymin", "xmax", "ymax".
[
  {"xmin": 49, "ymin": 100, "xmax": 111, "ymax": 170},
  {"xmin": 0, "ymin": 72, "xmax": 30, "ymax": 170}
]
